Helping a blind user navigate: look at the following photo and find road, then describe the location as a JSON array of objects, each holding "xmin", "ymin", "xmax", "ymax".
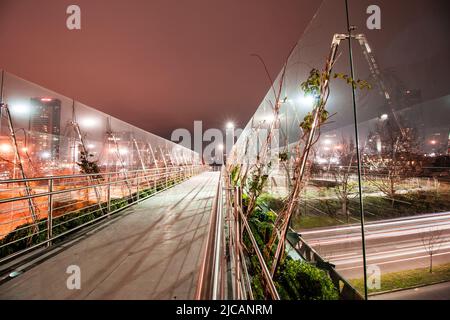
[{"xmin": 299, "ymin": 212, "xmax": 450, "ymax": 280}]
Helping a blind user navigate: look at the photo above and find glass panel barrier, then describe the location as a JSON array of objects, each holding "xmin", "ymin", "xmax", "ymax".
[
  {"xmin": 0, "ymin": 70, "xmax": 201, "ymax": 260},
  {"xmin": 228, "ymin": 0, "xmax": 449, "ymax": 300},
  {"xmin": 349, "ymin": 0, "xmax": 450, "ymax": 297}
]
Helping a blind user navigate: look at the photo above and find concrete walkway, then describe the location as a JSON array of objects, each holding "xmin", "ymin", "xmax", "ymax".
[{"xmin": 0, "ymin": 171, "xmax": 219, "ymax": 300}]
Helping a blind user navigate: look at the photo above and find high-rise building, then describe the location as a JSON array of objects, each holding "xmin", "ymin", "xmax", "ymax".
[{"xmin": 29, "ymin": 98, "xmax": 61, "ymax": 161}]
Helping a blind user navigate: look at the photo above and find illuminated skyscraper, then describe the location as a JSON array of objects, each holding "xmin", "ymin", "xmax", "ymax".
[{"xmin": 29, "ymin": 98, "xmax": 61, "ymax": 161}]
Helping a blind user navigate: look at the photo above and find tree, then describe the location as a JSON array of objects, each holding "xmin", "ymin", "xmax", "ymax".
[
  {"xmin": 364, "ymin": 117, "xmax": 420, "ymax": 204},
  {"xmin": 240, "ymin": 50, "xmax": 295, "ymax": 218},
  {"xmin": 331, "ymin": 137, "xmax": 357, "ymax": 223},
  {"xmin": 266, "ymin": 63, "xmax": 371, "ymax": 278},
  {"xmin": 421, "ymin": 227, "xmax": 444, "ymax": 273},
  {"xmin": 76, "ymin": 148, "xmax": 102, "ymax": 179}
]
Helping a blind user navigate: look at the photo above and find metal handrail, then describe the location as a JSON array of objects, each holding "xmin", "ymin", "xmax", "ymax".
[
  {"xmin": 195, "ymin": 170, "xmax": 224, "ymax": 300},
  {"xmin": 0, "ymin": 165, "xmax": 189, "ymax": 184},
  {"xmin": 293, "ymin": 235, "xmax": 364, "ymax": 300},
  {"xmin": 0, "ymin": 168, "xmax": 192, "ymax": 204},
  {"xmin": 237, "ymin": 205, "xmax": 280, "ymax": 300},
  {"xmin": 0, "ymin": 165, "xmax": 206, "ymax": 265},
  {"xmin": 221, "ymin": 175, "xmax": 280, "ymax": 300}
]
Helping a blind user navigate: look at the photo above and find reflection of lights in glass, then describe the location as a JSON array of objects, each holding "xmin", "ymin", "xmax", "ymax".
[
  {"xmin": 80, "ymin": 118, "xmax": 98, "ymax": 128},
  {"xmin": 430, "ymin": 140, "xmax": 437, "ymax": 145},
  {"xmin": 41, "ymin": 151, "xmax": 51, "ymax": 159},
  {"xmin": 21, "ymin": 147, "xmax": 28, "ymax": 153},
  {"xmin": 334, "ymin": 145, "xmax": 342, "ymax": 150},
  {"xmin": 298, "ymin": 94, "xmax": 315, "ymax": 108},
  {"xmin": 217, "ymin": 144, "xmax": 224, "ymax": 151},
  {"xmin": 119, "ymin": 148, "xmax": 128, "ymax": 155},
  {"xmin": 315, "ymin": 157, "xmax": 327, "ymax": 164},
  {"xmin": 10, "ymin": 103, "xmax": 31, "ymax": 115},
  {"xmin": 380, "ymin": 114, "xmax": 388, "ymax": 121},
  {"xmin": 0, "ymin": 144, "xmax": 12, "ymax": 153},
  {"xmin": 87, "ymin": 144, "xmax": 95, "ymax": 149},
  {"xmin": 323, "ymin": 139, "xmax": 332, "ymax": 145},
  {"xmin": 377, "ymin": 139, "xmax": 382, "ymax": 153},
  {"xmin": 330, "ymin": 157, "xmax": 340, "ymax": 164},
  {"xmin": 40, "ymin": 98, "xmax": 53, "ymax": 102},
  {"xmin": 323, "ymin": 147, "xmax": 330, "ymax": 151}
]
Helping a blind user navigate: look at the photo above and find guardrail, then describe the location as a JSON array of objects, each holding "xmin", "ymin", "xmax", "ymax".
[
  {"xmin": 199, "ymin": 168, "xmax": 365, "ymax": 300},
  {"xmin": 293, "ymin": 235, "xmax": 363, "ymax": 300},
  {"xmin": 196, "ymin": 167, "xmax": 280, "ymax": 300},
  {"xmin": 195, "ymin": 170, "xmax": 225, "ymax": 300},
  {"xmin": 0, "ymin": 165, "xmax": 205, "ymax": 264},
  {"xmin": 196, "ymin": 168, "xmax": 363, "ymax": 300}
]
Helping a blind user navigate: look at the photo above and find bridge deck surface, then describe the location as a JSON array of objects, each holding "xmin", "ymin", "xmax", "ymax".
[{"xmin": 0, "ymin": 171, "xmax": 219, "ymax": 300}]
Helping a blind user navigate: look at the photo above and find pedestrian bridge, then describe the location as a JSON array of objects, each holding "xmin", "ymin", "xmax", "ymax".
[{"xmin": 0, "ymin": 171, "xmax": 219, "ymax": 299}]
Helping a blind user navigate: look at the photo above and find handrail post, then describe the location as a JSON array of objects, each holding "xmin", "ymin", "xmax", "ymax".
[
  {"xmin": 107, "ymin": 173, "xmax": 111, "ymax": 214},
  {"xmin": 47, "ymin": 178, "xmax": 54, "ymax": 247},
  {"xmin": 136, "ymin": 173, "xmax": 140, "ymax": 202},
  {"xmin": 165, "ymin": 169, "xmax": 168, "ymax": 188}
]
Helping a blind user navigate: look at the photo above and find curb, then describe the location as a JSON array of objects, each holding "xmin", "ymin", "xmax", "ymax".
[{"xmin": 368, "ymin": 279, "xmax": 450, "ymax": 297}]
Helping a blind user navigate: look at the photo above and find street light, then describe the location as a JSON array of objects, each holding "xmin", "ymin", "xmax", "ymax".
[{"xmin": 226, "ymin": 122, "xmax": 234, "ymax": 130}]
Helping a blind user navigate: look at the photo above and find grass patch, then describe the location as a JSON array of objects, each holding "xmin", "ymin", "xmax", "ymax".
[
  {"xmin": 293, "ymin": 214, "xmax": 345, "ymax": 229},
  {"xmin": 293, "ymin": 190, "xmax": 450, "ymax": 230},
  {"xmin": 349, "ymin": 263, "xmax": 450, "ymax": 294}
]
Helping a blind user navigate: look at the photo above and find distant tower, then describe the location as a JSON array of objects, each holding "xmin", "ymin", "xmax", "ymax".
[{"xmin": 29, "ymin": 98, "xmax": 61, "ymax": 161}]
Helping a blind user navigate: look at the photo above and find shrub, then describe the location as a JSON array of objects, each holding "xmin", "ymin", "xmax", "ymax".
[{"xmin": 276, "ymin": 259, "xmax": 339, "ymax": 300}]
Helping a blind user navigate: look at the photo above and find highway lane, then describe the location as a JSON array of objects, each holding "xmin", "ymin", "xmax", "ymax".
[{"xmin": 299, "ymin": 212, "xmax": 450, "ymax": 280}]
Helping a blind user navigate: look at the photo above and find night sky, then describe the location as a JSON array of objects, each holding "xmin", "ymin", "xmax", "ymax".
[{"xmin": 0, "ymin": 0, "xmax": 320, "ymax": 139}]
